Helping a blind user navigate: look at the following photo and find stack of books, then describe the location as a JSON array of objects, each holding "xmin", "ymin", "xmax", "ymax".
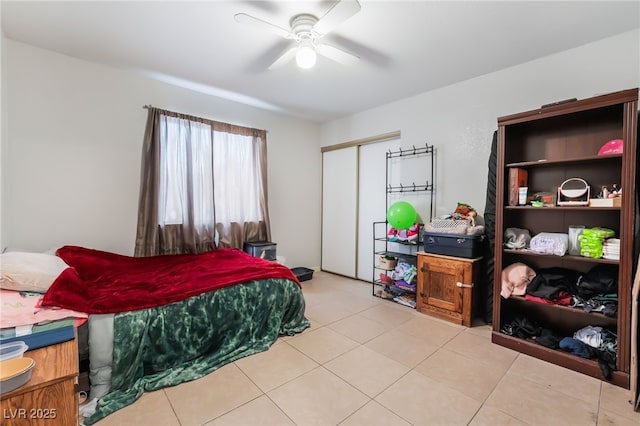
[{"xmin": 0, "ymin": 319, "xmax": 75, "ymax": 350}]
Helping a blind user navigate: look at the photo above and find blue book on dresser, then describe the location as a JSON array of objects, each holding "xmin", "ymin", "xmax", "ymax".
[{"xmin": 0, "ymin": 320, "xmax": 75, "ymax": 351}]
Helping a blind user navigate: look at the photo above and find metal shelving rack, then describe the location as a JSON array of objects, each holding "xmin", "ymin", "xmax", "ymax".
[{"xmin": 372, "ymin": 143, "xmax": 435, "ymax": 307}]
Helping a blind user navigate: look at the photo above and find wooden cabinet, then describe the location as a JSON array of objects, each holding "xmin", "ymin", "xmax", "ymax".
[
  {"xmin": 492, "ymin": 88, "xmax": 638, "ymax": 388},
  {"xmin": 1, "ymin": 339, "xmax": 78, "ymax": 426},
  {"xmin": 416, "ymin": 252, "xmax": 482, "ymax": 326}
]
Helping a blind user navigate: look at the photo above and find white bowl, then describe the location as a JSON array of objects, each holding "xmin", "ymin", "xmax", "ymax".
[{"xmin": 0, "ymin": 357, "xmax": 35, "ymax": 394}]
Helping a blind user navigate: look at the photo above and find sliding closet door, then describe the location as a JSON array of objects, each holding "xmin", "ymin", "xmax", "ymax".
[
  {"xmin": 356, "ymin": 139, "xmax": 398, "ymax": 281},
  {"xmin": 321, "ymin": 147, "xmax": 357, "ymax": 276}
]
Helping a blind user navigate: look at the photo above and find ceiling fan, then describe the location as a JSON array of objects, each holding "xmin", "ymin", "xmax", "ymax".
[{"xmin": 234, "ymin": 0, "xmax": 361, "ymax": 70}]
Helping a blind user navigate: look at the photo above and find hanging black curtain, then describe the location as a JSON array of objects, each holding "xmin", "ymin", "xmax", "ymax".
[{"xmin": 479, "ymin": 130, "xmax": 498, "ymax": 324}]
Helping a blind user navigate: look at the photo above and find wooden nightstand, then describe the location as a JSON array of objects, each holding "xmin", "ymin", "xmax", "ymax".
[
  {"xmin": 1, "ymin": 339, "xmax": 78, "ymax": 426},
  {"xmin": 416, "ymin": 252, "xmax": 482, "ymax": 326}
]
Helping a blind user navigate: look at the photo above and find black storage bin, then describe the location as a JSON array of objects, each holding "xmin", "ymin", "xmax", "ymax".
[
  {"xmin": 291, "ymin": 267, "xmax": 314, "ymax": 282},
  {"xmin": 243, "ymin": 241, "xmax": 277, "ymax": 261},
  {"xmin": 423, "ymin": 232, "xmax": 485, "ymax": 259}
]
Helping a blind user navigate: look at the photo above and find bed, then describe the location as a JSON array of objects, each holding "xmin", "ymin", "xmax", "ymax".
[{"xmin": 2, "ymin": 246, "xmax": 309, "ymax": 425}]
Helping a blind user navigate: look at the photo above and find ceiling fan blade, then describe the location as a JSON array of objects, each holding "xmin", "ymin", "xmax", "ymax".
[
  {"xmin": 316, "ymin": 43, "xmax": 360, "ymax": 65},
  {"xmin": 313, "ymin": 0, "xmax": 361, "ymax": 35},
  {"xmin": 234, "ymin": 13, "xmax": 293, "ymax": 39},
  {"xmin": 268, "ymin": 46, "xmax": 297, "ymax": 70}
]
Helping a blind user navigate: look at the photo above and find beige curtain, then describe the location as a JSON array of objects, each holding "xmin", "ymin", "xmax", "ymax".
[{"xmin": 134, "ymin": 107, "xmax": 270, "ymax": 256}]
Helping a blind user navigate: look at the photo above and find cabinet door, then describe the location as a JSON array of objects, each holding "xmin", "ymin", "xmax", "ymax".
[{"xmin": 419, "ymin": 257, "xmax": 466, "ymax": 314}]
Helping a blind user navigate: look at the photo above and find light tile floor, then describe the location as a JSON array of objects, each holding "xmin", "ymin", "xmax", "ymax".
[{"xmin": 94, "ymin": 271, "xmax": 640, "ymax": 426}]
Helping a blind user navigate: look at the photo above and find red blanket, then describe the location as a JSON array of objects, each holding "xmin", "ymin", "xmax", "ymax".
[{"xmin": 43, "ymin": 246, "xmax": 300, "ymax": 314}]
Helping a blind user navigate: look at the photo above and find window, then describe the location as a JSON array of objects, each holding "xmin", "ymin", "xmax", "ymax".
[{"xmin": 135, "ymin": 108, "xmax": 270, "ymax": 255}]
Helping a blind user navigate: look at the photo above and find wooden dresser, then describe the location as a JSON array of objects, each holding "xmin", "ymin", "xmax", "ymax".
[{"xmin": 1, "ymin": 339, "xmax": 78, "ymax": 426}]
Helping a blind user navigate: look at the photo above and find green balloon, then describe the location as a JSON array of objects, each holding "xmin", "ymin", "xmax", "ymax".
[{"xmin": 387, "ymin": 201, "xmax": 417, "ymax": 230}]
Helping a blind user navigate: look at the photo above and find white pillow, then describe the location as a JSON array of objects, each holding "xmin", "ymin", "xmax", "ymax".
[{"xmin": 0, "ymin": 252, "xmax": 69, "ymax": 293}]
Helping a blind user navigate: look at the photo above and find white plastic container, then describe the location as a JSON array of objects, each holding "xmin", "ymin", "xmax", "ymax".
[{"xmin": 0, "ymin": 341, "xmax": 29, "ymax": 362}]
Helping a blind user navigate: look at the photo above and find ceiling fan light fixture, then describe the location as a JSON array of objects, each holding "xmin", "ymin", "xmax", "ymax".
[
  {"xmin": 296, "ymin": 45, "xmax": 317, "ymax": 69},
  {"xmin": 235, "ymin": 0, "xmax": 362, "ymax": 70}
]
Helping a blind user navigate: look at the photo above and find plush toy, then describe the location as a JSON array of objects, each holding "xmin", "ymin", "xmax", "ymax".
[{"xmin": 453, "ymin": 203, "xmax": 477, "ymax": 226}]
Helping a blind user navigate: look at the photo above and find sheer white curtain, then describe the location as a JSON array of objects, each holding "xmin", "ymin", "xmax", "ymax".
[
  {"xmin": 159, "ymin": 116, "xmax": 214, "ymax": 230},
  {"xmin": 135, "ymin": 108, "xmax": 270, "ymax": 256},
  {"xmin": 212, "ymin": 130, "xmax": 265, "ymax": 224}
]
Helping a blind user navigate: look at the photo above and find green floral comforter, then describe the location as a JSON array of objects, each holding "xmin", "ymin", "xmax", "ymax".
[{"xmin": 85, "ymin": 278, "xmax": 309, "ymax": 425}]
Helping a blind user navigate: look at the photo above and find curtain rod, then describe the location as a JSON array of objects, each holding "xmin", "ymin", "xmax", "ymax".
[{"xmin": 139, "ymin": 104, "xmax": 268, "ymax": 134}]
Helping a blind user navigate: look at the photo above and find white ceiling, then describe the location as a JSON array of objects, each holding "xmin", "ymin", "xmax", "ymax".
[{"xmin": 2, "ymin": 1, "xmax": 639, "ymax": 123}]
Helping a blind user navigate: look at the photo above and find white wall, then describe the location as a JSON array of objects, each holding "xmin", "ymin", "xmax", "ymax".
[
  {"xmin": 3, "ymin": 30, "xmax": 639, "ymax": 271},
  {"xmin": 320, "ymin": 30, "xmax": 640, "ymax": 223},
  {"xmin": 1, "ymin": 39, "xmax": 321, "ymax": 269}
]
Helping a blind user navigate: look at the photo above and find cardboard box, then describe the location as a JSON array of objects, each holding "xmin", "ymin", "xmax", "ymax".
[
  {"xmin": 508, "ymin": 168, "xmax": 528, "ymax": 206},
  {"xmin": 589, "ymin": 197, "xmax": 622, "ymax": 207}
]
